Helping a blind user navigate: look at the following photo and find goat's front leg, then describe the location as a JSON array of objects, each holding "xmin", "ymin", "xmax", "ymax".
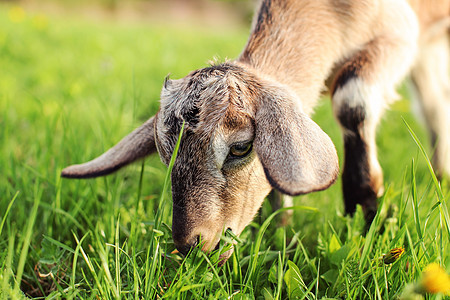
[
  {"xmin": 331, "ymin": 35, "xmax": 418, "ymax": 224},
  {"xmin": 269, "ymin": 190, "xmax": 293, "ymax": 225}
]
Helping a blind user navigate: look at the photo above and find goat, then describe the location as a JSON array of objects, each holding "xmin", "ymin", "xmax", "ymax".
[{"xmin": 62, "ymin": 0, "xmax": 450, "ymax": 262}]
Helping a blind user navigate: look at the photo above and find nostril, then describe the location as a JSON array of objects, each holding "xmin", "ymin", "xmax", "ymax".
[
  {"xmin": 193, "ymin": 235, "xmax": 200, "ymax": 248},
  {"xmin": 214, "ymin": 242, "xmax": 220, "ymax": 251},
  {"xmin": 177, "ymin": 245, "xmax": 191, "ymax": 256},
  {"xmin": 176, "ymin": 235, "xmax": 200, "ymax": 256}
]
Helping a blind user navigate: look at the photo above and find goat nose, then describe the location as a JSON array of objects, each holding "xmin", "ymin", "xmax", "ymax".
[{"xmin": 176, "ymin": 235, "xmax": 200, "ymax": 256}]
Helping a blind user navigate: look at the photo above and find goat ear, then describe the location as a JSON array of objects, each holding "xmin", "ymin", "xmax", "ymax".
[
  {"xmin": 254, "ymin": 92, "xmax": 339, "ymax": 195},
  {"xmin": 61, "ymin": 116, "xmax": 157, "ymax": 178}
]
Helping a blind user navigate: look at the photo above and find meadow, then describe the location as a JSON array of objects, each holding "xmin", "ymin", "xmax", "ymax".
[{"xmin": 0, "ymin": 4, "xmax": 449, "ymax": 299}]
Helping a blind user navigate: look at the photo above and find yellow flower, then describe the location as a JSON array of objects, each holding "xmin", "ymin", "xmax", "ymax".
[
  {"xmin": 8, "ymin": 6, "xmax": 26, "ymax": 23},
  {"xmin": 420, "ymin": 263, "xmax": 450, "ymax": 295},
  {"xmin": 400, "ymin": 262, "xmax": 450, "ymax": 299},
  {"xmin": 382, "ymin": 247, "xmax": 404, "ymax": 265}
]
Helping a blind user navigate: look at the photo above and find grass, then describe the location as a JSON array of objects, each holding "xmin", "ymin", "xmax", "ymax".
[{"xmin": 1, "ymin": 4, "xmax": 449, "ymax": 299}]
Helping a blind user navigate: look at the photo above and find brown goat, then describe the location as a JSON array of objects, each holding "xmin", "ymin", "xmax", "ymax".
[{"xmin": 62, "ymin": 0, "xmax": 450, "ymax": 262}]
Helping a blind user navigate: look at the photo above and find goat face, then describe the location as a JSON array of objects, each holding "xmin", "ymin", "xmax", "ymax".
[
  {"xmin": 61, "ymin": 63, "xmax": 339, "ymax": 262},
  {"xmin": 155, "ymin": 64, "xmax": 273, "ymax": 257},
  {"xmin": 154, "ymin": 63, "xmax": 338, "ymax": 259}
]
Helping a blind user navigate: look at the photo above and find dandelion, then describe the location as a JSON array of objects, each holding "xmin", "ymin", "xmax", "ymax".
[
  {"xmin": 420, "ymin": 263, "xmax": 450, "ymax": 295},
  {"xmin": 8, "ymin": 6, "xmax": 26, "ymax": 23},
  {"xmin": 382, "ymin": 247, "xmax": 404, "ymax": 265},
  {"xmin": 400, "ymin": 263, "xmax": 450, "ymax": 299}
]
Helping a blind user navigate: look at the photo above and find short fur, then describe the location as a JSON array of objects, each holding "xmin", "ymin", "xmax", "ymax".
[{"xmin": 62, "ymin": 0, "xmax": 450, "ymax": 261}]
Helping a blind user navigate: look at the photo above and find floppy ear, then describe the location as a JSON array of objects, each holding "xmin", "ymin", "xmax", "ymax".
[
  {"xmin": 254, "ymin": 90, "xmax": 339, "ymax": 195},
  {"xmin": 61, "ymin": 116, "xmax": 157, "ymax": 178}
]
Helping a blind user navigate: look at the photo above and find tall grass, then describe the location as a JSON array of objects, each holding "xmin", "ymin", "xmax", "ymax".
[{"xmin": 0, "ymin": 4, "xmax": 448, "ymax": 299}]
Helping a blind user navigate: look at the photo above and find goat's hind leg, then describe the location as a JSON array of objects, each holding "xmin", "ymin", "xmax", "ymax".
[
  {"xmin": 332, "ymin": 35, "xmax": 418, "ymax": 224},
  {"xmin": 411, "ymin": 32, "xmax": 450, "ymax": 179}
]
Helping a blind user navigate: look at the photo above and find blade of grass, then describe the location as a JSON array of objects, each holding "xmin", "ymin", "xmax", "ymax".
[
  {"xmin": 73, "ymin": 232, "xmax": 107, "ymax": 299},
  {"xmin": 129, "ymin": 159, "xmax": 147, "ymax": 299},
  {"xmin": 115, "ymin": 216, "xmax": 121, "ymax": 299},
  {"xmin": 69, "ymin": 232, "xmax": 89, "ymax": 300},
  {"xmin": 243, "ymin": 206, "xmax": 317, "ymax": 293},
  {"xmin": 314, "ymin": 259, "xmax": 320, "ymax": 299},
  {"xmin": 38, "ymin": 203, "xmax": 84, "ymax": 231},
  {"xmin": 135, "ymin": 159, "xmax": 146, "ymax": 217},
  {"xmin": 360, "ymin": 195, "xmax": 384, "ymax": 269},
  {"xmin": 292, "ymin": 233, "xmax": 316, "ymax": 276},
  {"xmin": 405, "ymin": 227, "xmax": 421, "ymax": 278},
  {"xmin": 96, "ymin": 232, "xmax": 119, "ymax": 299},
  {"xmin": 144, "ymin": 236, "xmax": 161, "ymax": 298},
  {"xmin": 144, "ymin": 121, "xmax": 185, "ymax": 298},
  {"xmin": 398, "ymin": 168, "xmax": 409, "ymax": 226},
  {"xmin": 14, "ymin": 184, "xmax": 41, "ymax": 295},
  {"xmin": 410, "ymin": 159, "xmax": 423, "ymax": 240},
  {"xmin": 200, "ymin": 251, "xmax": 226, "ymax": 293},
  {"xmin": 155, "ymin": 120, "xmax": 185, "ymax": 227},
  {"xmin": 275, "ymin": 231, "xmax": 286, "ymax": 300},
  {"xmin": 0, "ymin": 191, "xmax": 19, "ymax": 236},
  {"xmin": 231, "ymin": 243, "xmax": 242, "ymax": 287},
  {"xmin": 403, "ymin": 118, "xmax": 450, "ymax": 237},
  {"xmin": 42, "ymin": 235, "xmax": 76, "ymax": 254},
  {"xmin": 2, "ymin": 227, "xmax": 15, "ymax": 296}
]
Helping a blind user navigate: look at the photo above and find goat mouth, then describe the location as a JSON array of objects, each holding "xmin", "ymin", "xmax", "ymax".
[
  {"xmin": 218, "ymin": 248, "xmax": 234, "ymax": 266},
  {"xmin": 173, "ymin": 228, "xmax": 236, "ymax": 265},
  {"xmin": 214, "ymin": 228, "xmax": 236, "ymax": 265},
  {"xmin": 213, "ymin": 228, "xmax": 233, "ymax": 251}
]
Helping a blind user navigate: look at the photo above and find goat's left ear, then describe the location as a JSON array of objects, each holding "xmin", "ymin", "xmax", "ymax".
[{"xmin": 254, "ymin": 89, "xmax": 339, "ymax": 195}]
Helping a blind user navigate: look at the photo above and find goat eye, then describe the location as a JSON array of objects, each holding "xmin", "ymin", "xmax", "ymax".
[{"xmin": 229, "ymin": 142, "xmax": 252, "ymax": 158}]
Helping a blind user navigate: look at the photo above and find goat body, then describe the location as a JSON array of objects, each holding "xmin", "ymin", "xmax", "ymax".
[{"xmin": 62, "ymin": 0, "xmax": 450, "ymax": 261}]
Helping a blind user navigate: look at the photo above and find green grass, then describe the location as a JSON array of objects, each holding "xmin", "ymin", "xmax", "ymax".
[{"xmin": 1, "ymin": 4, "xmax": 449, "ymax": 299}]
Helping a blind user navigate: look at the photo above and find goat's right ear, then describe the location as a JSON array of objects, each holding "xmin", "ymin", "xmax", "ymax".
[
  {"xmin": 61, "ymin": 116, "xmax": 157, "ymax": 178},
  {"xmin": 254, "ymin": 91, "xmax": 339, "ymax": 195}
]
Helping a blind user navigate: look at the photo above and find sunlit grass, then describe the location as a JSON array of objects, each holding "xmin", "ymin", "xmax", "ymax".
[{"xmin": 0, "ymin": 4, "xmax": 448, "ymax": 299}]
